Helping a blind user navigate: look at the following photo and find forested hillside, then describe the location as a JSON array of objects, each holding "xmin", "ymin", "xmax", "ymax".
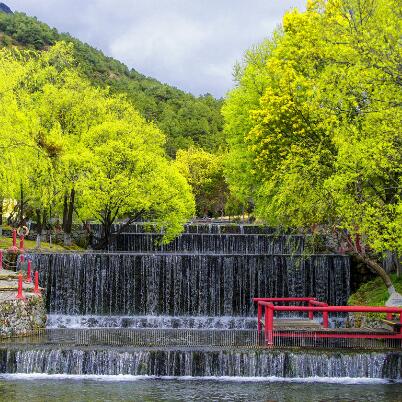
[{"xmin": 0, "ymin": 8, "xmax": 224, "ymax": 156}]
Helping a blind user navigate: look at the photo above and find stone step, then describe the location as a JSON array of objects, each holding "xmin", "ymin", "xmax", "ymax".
[
  {"xmin": 0, "ymin": 270, "xmax": 19, "ymax": 280},
  {"xmin": 0, "ymin": 279, "xmax": 35, "ymax": 292},
  {"xmin": 260, "ymin": 319, "xmax": 323, "ymax": 329}
]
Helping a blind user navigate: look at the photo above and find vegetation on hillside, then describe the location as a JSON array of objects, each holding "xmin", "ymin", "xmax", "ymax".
[
  {"xmin": 223, "ymin": 0, "xmax": 401, "ymax": 290},
  {"xmin": 349, "ymin": 274, "xmax": 402, "ymax": 307},
  {"xmin": 0, "ymin": 10, "xmax": 224, "ymax": 157}
]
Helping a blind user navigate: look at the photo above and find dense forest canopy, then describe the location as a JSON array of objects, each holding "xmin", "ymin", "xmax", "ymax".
[
  {"xmin": 0, "ymin": 10, "xmax": 224, "ymax": 157},
  {"xmin": 223, "ymin": 0, "xmax": 401, "ymax": 291}
]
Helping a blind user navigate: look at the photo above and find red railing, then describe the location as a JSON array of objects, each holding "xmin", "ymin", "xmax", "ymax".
[{"xmin": 253, "ymin": 297, "xmax": 402, "ymax": 346}]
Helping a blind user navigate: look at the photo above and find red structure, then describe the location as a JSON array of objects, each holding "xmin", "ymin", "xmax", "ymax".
[
  {"xmin": 8, "ymin": 229, "xmax": 18, "ymax": 253},
  {"xmin": 34, "ymin": 271, "xmax": 41, "ymax": 295},
  {"xmin": 0, "ymin": 249, "xmax": 2, "ymax": 270},
  {"xmin": 16, "ymin": 273, "xmax": 25, "ymax": 300},
  {"xmin": 253, "ymin": 297, "xmax": 402, "ymax": 346},
  {"xmin": 26, "ymin": 260, "xmax": 32, "ymax": 283},
  {"xmin": 19, "ymin": 235, "xmax": 24, "ymax": 252}
]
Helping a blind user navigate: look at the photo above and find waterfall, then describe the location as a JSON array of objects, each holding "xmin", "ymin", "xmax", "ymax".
[
  {"xmin": 90, "ymin": 223, "xmax": 278, "ymax": 237},
  {"xmin": 0, "ymin": 348, "xmax": 400, "ymax": 379},
  {"xmin": 46, "ymin": 315, "xmax": 258, "ymax": 329},
  {"xmin": 6, "ymin": 223, "xmax": 401, "ymax": 381},
  {"xmin": 29, "ymin": 253, "xmax": 350, "ymax": 316},
  {"xmin": 109, "ymin": 233, "xmax": 305, "ymax": 254}
]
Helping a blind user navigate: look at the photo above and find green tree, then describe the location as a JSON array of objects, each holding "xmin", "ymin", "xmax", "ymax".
[
  {"xmin": 224, "ymin": 0, "xmax": 401, "ymax": 294},
  {"xmin": 175, "ymin": 147, "xmax": 228, "ymax": 217},
  {"xmin": 0, "ymin": 42, "xmax": 195, "ymax": 247}
]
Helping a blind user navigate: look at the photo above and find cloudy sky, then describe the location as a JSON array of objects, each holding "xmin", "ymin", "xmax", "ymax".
[{"xmin": 6, "ymin": 0, "xmax": 305, "ymax": 97}]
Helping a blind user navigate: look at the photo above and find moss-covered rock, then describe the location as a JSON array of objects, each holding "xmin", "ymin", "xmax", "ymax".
[{"xmin": 348, "ymin": 274, "xmax": 402, "ymax": 328}]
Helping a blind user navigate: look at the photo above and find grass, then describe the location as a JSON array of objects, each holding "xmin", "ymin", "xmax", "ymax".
[
  {"xmin": 348, "ymin": 274, "xmax": 402, "ymax": 306},
  {"xmin": 0, "ymin": 236, "xmax": 83, "ymax": 251}
]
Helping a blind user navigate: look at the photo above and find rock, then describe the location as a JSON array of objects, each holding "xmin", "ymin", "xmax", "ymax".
[
  {"xmin": 0, "ymin": 3, "xmax": 12, "ymax": 14},
  {"xmin": 0, "ymin": 296, "xmax": 47, "ymax": 337},
  {"xmin": 385, "ymin": 291, "xmax": 402, "ymax": 307}
]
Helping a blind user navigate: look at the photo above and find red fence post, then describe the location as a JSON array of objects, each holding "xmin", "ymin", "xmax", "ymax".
[
  {"xmin": 34, "ymin": 271, "xmax": 40, "ymax": 295},
  {"xmin": 0, "ymin": 249, "xmax": 2, "ymax": 270},
  {"xmin": 264, "ymin": 304, "xmax": 274, "ymax": 346},
  {"xmin": 308, "ymin": 300, "xmax": 314, "ymax": 320},
  {"xmin": 323, "ymin": 311, "xmax": 329, "ymax": 328},
  {"xmin": 400, "ymin": 313, "xmax": 402, "ymax": 335},
  {"xmin": 16, "ymin": 272, "xmax": 25, "ymax": 300},
  {"xmin": 257, "ymin": 303, "xmax": 262, "ymax": 333},
  {"xmin": 19, "ymin": 235, "xmax": 24, "ymax": 252},
  {"xmin": 26, "ymin": 260, "xmax": 32, "ymax": 283}
]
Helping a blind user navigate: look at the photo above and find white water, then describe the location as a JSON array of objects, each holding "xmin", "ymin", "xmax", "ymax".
[
  {"xmin": 0, "ymin": 373, "xmax": 397, "ymax": 384},
  {"xmin": 46, "ymin": 314, "xmax": 258, "ymax": 329}
]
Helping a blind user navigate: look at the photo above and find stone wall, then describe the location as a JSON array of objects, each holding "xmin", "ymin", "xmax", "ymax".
[{"xmin": 0, "ymin": 297, "xmax": 46, "ymax": 337}]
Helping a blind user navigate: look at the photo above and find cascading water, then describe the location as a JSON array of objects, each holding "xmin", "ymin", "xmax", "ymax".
[
  {"xmin": 0, "ymin": 348, "xmax": 400, "ymax": 379},
  {"xmin": 6, "ymin": 222, "xmax": 400, "ymax": 382},
  {"xmin": 29, "ymin": 253, "xmax": 350, "ymax": 316},
  {"xmin": 109, "ymin": 233, "xmax": 306, "ymax": 253}
]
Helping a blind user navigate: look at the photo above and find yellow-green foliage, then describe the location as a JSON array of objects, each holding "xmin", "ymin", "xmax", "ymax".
[
  {"xmin": 175, "ymin": 147, "xmax": 228, "ymax": 217},
  {"xmin": 0, "ymin": 11, "xmax": 224, "ymax": 157},
  {"xmin": 224, "ymin": 0, "xmax": 401, "ymax": 255},
  {"xmin": 0, "ymin": 42, "xmax": 195, "ymax": 241}
]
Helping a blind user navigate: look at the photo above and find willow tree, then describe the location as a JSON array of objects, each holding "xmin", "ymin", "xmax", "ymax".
[
  {"xmin": 78, "ymin": 116, "xmax": 195, "ymax": 246},
  {"xmin": 0, "ymin": 42, "xmax": 195, "ymax": 246},
  {"xmin": 224, "ymin": 0, "xmax": 401, "ymax": 295},
  {"xmin": 0, "ymin": 48, "xmax": 37, "ymax": 233}
]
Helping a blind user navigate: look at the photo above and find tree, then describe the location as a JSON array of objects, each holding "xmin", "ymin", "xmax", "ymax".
[
  {"xmin": 77, "ymin": 114, "xmax": 195, "ymax": 246},
  {"xmin": 0, "ymin": 42, "xmax": 195, "ymax": 247},
  {"xmin": 174, "ymin": 147, "xmax": 228, "ymax": 217},
  {"xmin": 0, "ymin": 47, "xmax": 36, "ymax": 234},
  {"xmin": 222, "ymin": 38, "xmax": 278, "ymax": 210},
  {"xmin": 224, "ymin": 0, "xmax": 401, "ymax": 294}
]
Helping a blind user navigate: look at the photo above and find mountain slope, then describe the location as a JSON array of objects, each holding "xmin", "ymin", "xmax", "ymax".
[{"xmin": 0, "ymin": 8, "xmax": 224, "ymax": 156}]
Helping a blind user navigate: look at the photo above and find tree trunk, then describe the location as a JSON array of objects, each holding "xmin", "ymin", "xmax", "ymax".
[
  {"xmin": 62, "ymin": 193, "xmax": 68, "ymax": 231},
  {"xmin": 103, "ymin": 210, "xmax": 112, "ymax": 249},
  {"xmin": 19, "ymin": 182, "xmax": 24, "ymax": 225},
  {"xmin": 64, "ymin": 188, "xmax": 75, "ymax": 247},
  {"xmin": 36, "ymin": 209, "xmax": 42, "ymax": 249},
  {"xmin": 354, "ymin": 254, "xmax": 396, "ymax": 295}
]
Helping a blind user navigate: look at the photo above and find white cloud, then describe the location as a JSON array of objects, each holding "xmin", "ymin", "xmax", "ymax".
[{"xmin": 6, "ymin": 0, "xmax": 306, "ymax": 97}]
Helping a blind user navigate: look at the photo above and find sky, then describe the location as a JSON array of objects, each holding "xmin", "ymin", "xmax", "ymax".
[{"xmin": 6, "ymin": 0, "xmax": 305, "ymax": 98}]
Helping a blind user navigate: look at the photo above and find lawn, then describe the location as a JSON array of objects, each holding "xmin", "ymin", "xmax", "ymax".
[{"xmin": 0, "ymin": 236, "xmax": 83, "ymax": 251}]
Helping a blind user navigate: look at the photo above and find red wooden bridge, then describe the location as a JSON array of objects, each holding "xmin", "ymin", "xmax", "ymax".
[{"xmin": 254, "ymin": 297, "xmax": 402, "ymax": 347}]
